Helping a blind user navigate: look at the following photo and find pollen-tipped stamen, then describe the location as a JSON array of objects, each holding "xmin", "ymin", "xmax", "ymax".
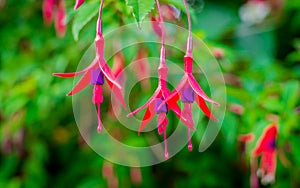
[
  {"xmin": 188, "ymin": 127, "xmax": 193, "ymax": 151},
  {"xmin": 97, "ymin": 103, "xmax": 103, "ymax": 133},
  {"xmin": 164, "ymin": 130, "xmax": 169, "ymax": 159}
]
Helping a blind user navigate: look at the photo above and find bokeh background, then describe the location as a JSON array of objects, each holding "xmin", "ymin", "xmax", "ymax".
[{"xmin": 0, "ymin": 0, "xmax": 299, "ymax": 187}]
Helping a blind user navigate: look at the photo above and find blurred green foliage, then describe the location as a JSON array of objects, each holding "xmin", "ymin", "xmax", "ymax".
[{"xmin": 0, "ymin": 0, "xmax": 299, "ymax": 187}]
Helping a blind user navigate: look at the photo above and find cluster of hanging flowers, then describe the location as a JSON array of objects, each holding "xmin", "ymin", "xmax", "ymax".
[
  {"xmin": 51, "ymin": 0, "xmax": 219, "ymax": 159},
  {"xmin": 48, "ymin": 1, "xmax": 282, "ymax": 186},
  {"xmin": 128, "ymin": 0, "xmax": 219, "ymax": 159}
]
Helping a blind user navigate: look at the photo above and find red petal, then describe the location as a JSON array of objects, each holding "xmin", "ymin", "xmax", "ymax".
[
  {"xmin": 98, "ymin": 60, "xmax": 122, "ymax": 89},
  {"xmin": 67, "ymin": 70, "xmax": 91, "ymax": 96},
  {"xmin": 195, "ymin": 95, "xmax": 218, "ymax": 121},
  {"xmin": 261, "ymin": 151, "xmax": 276, "ymax": 175},
  {"xmin": 253, "ymin": 124, "xmax": 277, "ymax": 156},
  {"xmin": 138, "ymin": 102, "xmax": 155, "ymax": 135},
  {"xmin": 53, "ymin": 58, "xmax": 98, "ymax": 78},
  {"xmin": 106, "ymin": 78, "xmax": 127, "ymax": 110},
  {"xmin": 188, "ymin": 74, "xmax": 219, "ymax": 106},
  {"xmin": 53, "ymin": 72, "xmax": 82, "ymax": 78}
]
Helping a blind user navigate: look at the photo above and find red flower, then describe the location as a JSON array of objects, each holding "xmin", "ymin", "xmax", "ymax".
[
  {"xmin": 158, "ymin": 0, "xmax": 219, "ymax": 151},
  {"xmin": 128, "ymin": 48, "xmax": 194, "ymax": 158},
  {"xmin": 251, "ymin": 124, "xmax": 277, "ymax": 187},
  {"xmin": 159, "ymin": 55, "xmax": 219, "ymax": 149},
  {"xmin": 53, "ymin": 56, "xmax": 126, "ymax": 132},
  {"xmin": 54, "ymin": 0, "xmax": 126, "ymax": 132}
]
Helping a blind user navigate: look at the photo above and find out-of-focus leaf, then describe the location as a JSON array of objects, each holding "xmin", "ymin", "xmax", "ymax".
[
  {"xmin": 282, "ymin": 80, "xmax": 300, "ymax": 110},
  {"xmin": 72, "ymin": 1, "xmax": 99, "ymax": 41},
  {"xmin": 290, "ymin": 136, "xmax": 300, "ymax": 167}
]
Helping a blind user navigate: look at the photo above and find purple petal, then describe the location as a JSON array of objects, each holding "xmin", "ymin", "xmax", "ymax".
[
  {"xmin": 90, "ymin": 68, "xmax": 105, "ymax": 85},
  {"xmin": 155, "ymin": 98, "xmax": 168, "ymax": 114}
]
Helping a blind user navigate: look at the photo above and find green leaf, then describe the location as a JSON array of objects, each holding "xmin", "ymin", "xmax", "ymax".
[
  {"xmin": 72, "ymin": 1, "xmax": 99, "ymax": 41},
  {"xmin": 126, "ymin": 0, "xmax": 155, "ymax": 27},
  {"xmin": 281, "ymin": 80, "xmax": 300, "ymax": 111}
]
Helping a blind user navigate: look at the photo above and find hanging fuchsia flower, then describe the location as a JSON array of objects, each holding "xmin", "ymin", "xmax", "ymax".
[
  {"xmin": 74, "ymin": 0, "xmax": 85, "ymax": 10},
  {"xmin": 159, "ymin": 0, "xmax": 219, "ymax": 151},
  {"xmin": 251, "ymin": 124, "xmax": 277, "ymax": 187},
  {"xmin": 54, "ymin": 0, "xmax": 126, "ymax": 132},
  {"xmin": 128, "ymin": 47, "xmax": 194, "ymax": 159},
  {"xmin": 128, "ymin": 0, "xmax": 194, "ymax": 159},
  {"xmin": 53, "ymin": 57, "xmax": 125, "ymax": 132}
]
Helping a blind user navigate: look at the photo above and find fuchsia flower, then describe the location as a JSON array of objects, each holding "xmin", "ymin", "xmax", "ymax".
[
  {"xmin": 42, "ymin": 0, "xmax": 66, "ymax": 37},
  {"xmin": 128, "ymin": 0, "xmax": 194, "ymax": 159},
  {"xmin": 74, "ymin": 0, "xmax": 85, "ymax": 10},
  {"xmin": 159, "ymin": 0, "xmax": 219, "ymax": 151},
  {"xmin": 128, "ymin": 47, "xmax": 194, "ymax": 159},
  {"xmin": 251, "ymin": 124, "xmax": 277, "ymax": 187},
  {"xmin": 54, "ymin": 0, "xmax": 126, "ymax": 132}
]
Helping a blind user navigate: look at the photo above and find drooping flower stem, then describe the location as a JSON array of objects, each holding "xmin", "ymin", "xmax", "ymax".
[
  {"xmin": 155, "ymin": 0, "xmax": 167, "ymax": 72},
  {"xmin": 96, "ymin": 0, "xmax": 104, "ymax": 36},
  {"xmin": 164, "ymin": 129, "xmax": 169, "ymax": 158},
  {"xmin": 183, "ymin": 0, "xmax": 193, "ymax": 56},
  {"xmin": 188, "ymin": 126, "xmax": 192, "ymax": 151}
]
